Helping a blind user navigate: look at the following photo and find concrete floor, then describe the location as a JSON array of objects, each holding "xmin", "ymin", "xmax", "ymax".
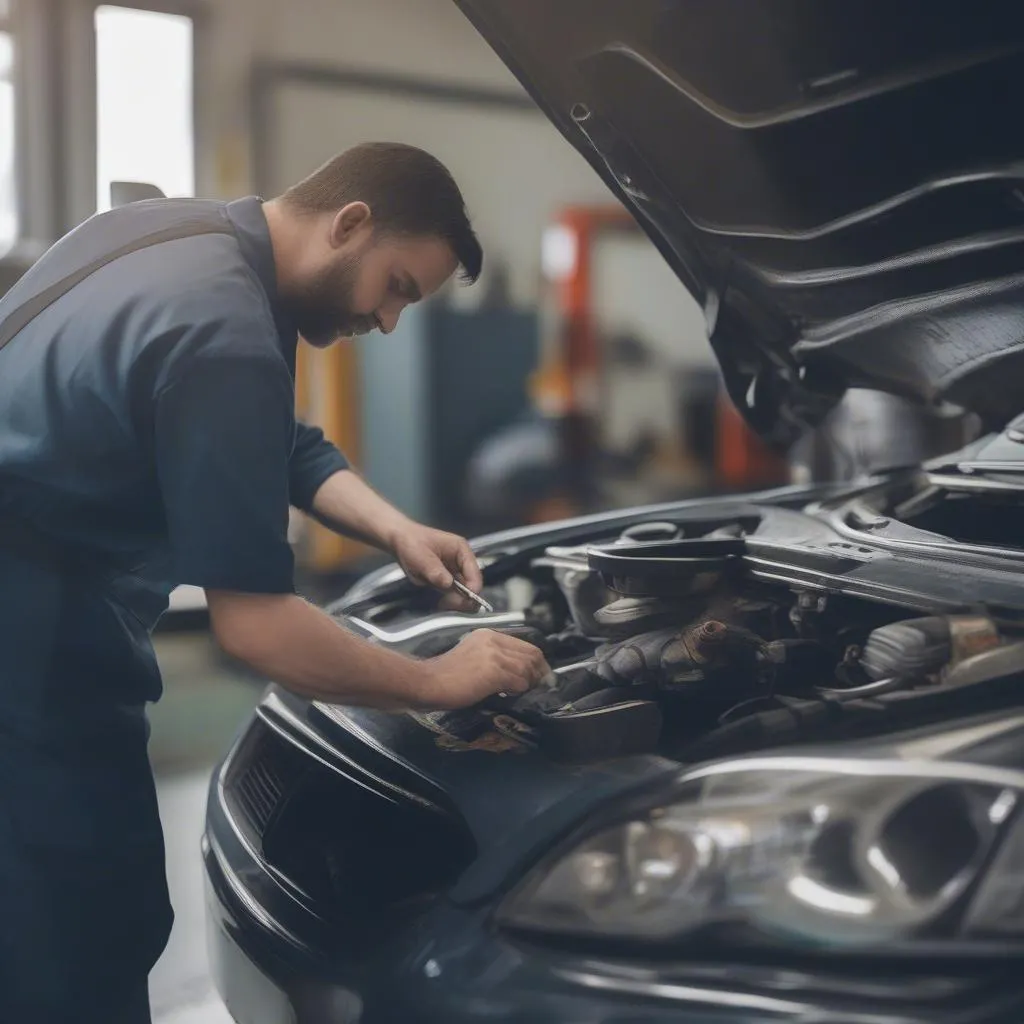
[{"xmin": 149, "ymin": 629, "xmax": 265, "ymax": 1024}]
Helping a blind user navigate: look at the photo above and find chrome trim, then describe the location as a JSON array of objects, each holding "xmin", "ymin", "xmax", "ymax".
[
  {"xmin": 260, "ymin": 691, "xmax": 439, "ymax": 812},
  {"xmin": 554, "ymin": 966, "xmax": 818, "ymax": 1018},
  {"xmin": 828, "ymin": 502, "xmax": 1024, "ymax": 567},
  {"xmin": 343, "ymin": 610, "xmax": 527, "ymax": 656},
  {"xmin": 683, "ymin": 755, "xmax": 1024, "ymax": 792},
  {"xmin": 894, "ymin": 714, "xmax": 1024, "ymax": 761},
  {"xmin": 951, "ymin": 462, "xmax": 1024, "ymax": 474},
  {"xmin": 744, "ymin": 555, "xmax": 941, "ymax": 610},
  {"xmin": 817, "ymin": 677, "xmax": 905, "ymax": 701},
  {"xmin": 530, "ymin": 555, "xmax": 592, "ymax": 572},
  {"xmin": 313, "ymin": 703, "xmax": 428, "ymax": 776},
  {"xmin": 207, "ymin": 830, "xmax": 306, "ymax": 948},
  {"xmin": 926, "ymin": 473, "xmax": 1024, "ymax": 494}
]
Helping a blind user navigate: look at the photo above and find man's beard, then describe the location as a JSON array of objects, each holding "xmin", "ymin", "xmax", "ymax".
[{"xmin": 291, "ymin": 253, "xmax": 378, "ymax": 348}]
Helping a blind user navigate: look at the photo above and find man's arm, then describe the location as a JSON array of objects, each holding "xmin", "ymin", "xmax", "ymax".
[
  {"xmin": 306, "ymin": 466, "xmax": 413, "ymax": 552},
  {"xmin": 206, "ymin": 590, "xmax": 546, "ymax": 710},
  {"xmin": 290, "ymin": 424, "xmax": 483, "ymax": 609},
  {"xmin": 155, "ymin": 353, "xmax": 546, "ymax": 710},
  {"xmin": 308, "ymin": 468, "xmax": 486, "ymax": 610}
]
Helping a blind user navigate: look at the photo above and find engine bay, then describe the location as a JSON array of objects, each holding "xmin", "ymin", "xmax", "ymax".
[{"xmin": 337, "ymin": 505, "xmax": 1024, "ymax": 765}]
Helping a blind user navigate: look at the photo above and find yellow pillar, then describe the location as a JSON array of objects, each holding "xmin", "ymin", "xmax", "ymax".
[{"xmin": 295, "ymin": 340, "xmax": 367, "ymax": 571}]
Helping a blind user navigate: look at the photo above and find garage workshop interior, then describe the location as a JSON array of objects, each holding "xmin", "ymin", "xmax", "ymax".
[{"xmin": 6, "ymin": 2, "xmax": 1024, "ymax": 1023}]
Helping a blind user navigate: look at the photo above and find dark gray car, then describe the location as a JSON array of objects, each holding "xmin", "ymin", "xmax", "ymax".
[{"xmin": 204, "ymin": 4, "xmax": 1024, "ymax": 1021}]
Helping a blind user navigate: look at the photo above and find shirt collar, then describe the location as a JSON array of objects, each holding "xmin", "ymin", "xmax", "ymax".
[{"xmin": 225, "ymin": 196, "xmax": 299, "ymax": 371}]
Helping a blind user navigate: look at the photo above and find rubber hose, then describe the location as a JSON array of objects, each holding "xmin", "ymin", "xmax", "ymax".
[{"xmin": 860, "ymin": 617, "xmax": 952, "ymax": 681}]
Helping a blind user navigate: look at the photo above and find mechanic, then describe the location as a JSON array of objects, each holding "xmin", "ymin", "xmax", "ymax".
[{"xmin": 0, "ymin": 142, "xmax": 550, "ymax": 1022}]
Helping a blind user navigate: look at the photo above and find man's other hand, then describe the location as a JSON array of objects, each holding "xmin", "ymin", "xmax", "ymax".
[
  {"xmin": 422, "ymin": 629, "xmax": 550, "ymax": 709},
  {"xmin": 392, "ymin": 523, "xmax": 485, "ymax": 612}
]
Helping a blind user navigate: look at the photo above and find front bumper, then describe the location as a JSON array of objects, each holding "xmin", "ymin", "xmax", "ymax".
[
  {"xmin": 203, "ymin": 683, "xmax": 1024, "ymax": 1024},
  {"xmin": 206, "ymin": 846, "xmax": 729, "ymax": 1024},
  {"xmin": 204, "ymin": 814, "xmax": 1024, "ymax": 1024}
]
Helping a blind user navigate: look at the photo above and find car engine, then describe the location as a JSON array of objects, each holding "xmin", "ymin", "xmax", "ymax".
[{"xmin": 337, "ymin": 515, "xmax": 1024, "ymax": 765}]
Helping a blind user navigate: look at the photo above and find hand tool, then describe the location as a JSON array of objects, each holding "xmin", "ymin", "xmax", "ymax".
[{"xmin": 452, "ymin": 578, "xmax": 494, "ymax": 614}]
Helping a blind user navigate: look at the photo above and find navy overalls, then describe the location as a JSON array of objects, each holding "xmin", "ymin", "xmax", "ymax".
[{"xmin": 0, "ymin": 197, "xmax": 347, "ymax": 1020}]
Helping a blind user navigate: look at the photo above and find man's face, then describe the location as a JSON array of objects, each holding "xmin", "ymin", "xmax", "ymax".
[{"xmin": 292, "ymin": 230, "xmax": 458, "ymax": 348}]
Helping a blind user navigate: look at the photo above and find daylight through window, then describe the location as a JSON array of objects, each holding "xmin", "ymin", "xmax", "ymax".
[
  {"xmin": 0, "ymin": 18, "xmax": 17, "ymax": 253},
  {"xmin": 95, "ymin": 5, "xmax": 194, "ymax": 212}
]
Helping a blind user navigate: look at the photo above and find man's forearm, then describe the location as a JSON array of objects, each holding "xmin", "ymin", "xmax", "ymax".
[
  {"xmin": 308, "ymin": 469, "xmax": 411, "ymax": 552},
  {"xmin": 206, "ymin": 589, "xmax": 550, "ymax": 711},
  {"xmin": 306, "ymin": 468, "xmax": 483, "ymax": 609},
  {"xmin": 207, "ymin": 590, "xmax": 431, "ymax": 709}
]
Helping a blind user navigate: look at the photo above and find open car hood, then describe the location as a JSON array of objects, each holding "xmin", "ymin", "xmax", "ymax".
[{"xmin": 455, "ymin": 1, "xmax": 1024, "ymax": 447}]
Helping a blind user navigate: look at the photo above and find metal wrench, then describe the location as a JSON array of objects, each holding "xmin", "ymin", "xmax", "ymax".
[{"xmin": 451, "ymin": 578, "xmax": 494, "ymax": 614}]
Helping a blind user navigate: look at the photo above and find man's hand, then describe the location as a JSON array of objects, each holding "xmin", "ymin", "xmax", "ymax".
[
  {"xmin": 309, "ymin": 471, "xmax": 485, "ymax": 612},
  {"xmin": 421, "ymin": 629, "xmax": 550, "ymax": 709},
  {"xmin": 392, "ymin": 523, "xmax": 485, "ymax": 612}
]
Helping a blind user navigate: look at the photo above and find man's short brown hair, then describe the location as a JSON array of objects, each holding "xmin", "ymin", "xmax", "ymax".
[{"xmin": 281, "ymin": 142, "xmax": 483, "ymax": 284}]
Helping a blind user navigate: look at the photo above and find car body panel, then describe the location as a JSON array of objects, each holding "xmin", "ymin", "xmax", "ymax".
[
  {"xmin": 206, "ymin": 478, "xmax": 1024, "ymax": 1022},
  {"xmin": 454, "ymin": 0, "xmax": 1024, "ymax": 443},
  {"xmin": 204, "ymin": 677, "xmax": 1024, "ymax": 1024}
]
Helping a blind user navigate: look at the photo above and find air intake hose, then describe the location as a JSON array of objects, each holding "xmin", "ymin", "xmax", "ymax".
[{"xmin": 860, "ymin": 615, "xmax": 999, "ymax": 682}]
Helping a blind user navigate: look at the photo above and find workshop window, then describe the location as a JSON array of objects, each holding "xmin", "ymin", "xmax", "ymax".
[
  {"xmin": 95, "ymin": 5, "xmax": 195, "ymax": 211},
  {"xmin": 0, "ymin": 1, "xmax": 17, "ymax": 253}
]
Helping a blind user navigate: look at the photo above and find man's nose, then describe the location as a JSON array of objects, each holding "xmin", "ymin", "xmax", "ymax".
[{"xmin": 377, "ymin": 308, "xmax": 402, "ymax": 335}]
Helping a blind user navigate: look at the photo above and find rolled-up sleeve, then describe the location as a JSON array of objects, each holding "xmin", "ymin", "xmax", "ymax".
[
  {"xmin": 289, "ymin": 421, "xmax": 349, "ymax": 513},
  {"xmin": 154, "ymin": 354, "xmax": 297, "ymax": 593}
]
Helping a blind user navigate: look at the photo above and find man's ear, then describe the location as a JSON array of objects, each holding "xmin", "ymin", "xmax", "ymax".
[{"xmin": 330, "ymin": 202, "xmax": 372, "ymax": 248}]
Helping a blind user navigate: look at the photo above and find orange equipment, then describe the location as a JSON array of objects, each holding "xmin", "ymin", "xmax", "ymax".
[{"xmin": 541, "ymin": 204, "xmax": 788, "ymax": 491}]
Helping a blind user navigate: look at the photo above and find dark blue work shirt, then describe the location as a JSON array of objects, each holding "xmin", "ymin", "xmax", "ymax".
[{"xmin": 0, "ymin": 197, "xmax": 348, "ymax": 740}]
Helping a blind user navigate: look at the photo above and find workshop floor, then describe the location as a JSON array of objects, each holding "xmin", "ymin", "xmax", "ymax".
[{"xmin": 149, "ymin": 628, "xmax": 264, "ymax": 1024}]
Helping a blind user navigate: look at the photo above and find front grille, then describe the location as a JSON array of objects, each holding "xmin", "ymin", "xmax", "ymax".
[
  {"xmin": 225, "ymin": 718, "xmax": 310, "ymax": 844},
  {"xmin": 222, "ymin": 707, "xmax": 477, "ymax": 917},
  {"xmin": 261, "ymin": 756, "xmax": 476, "ymax": 914},
  {"xmin": 236, "ymin": 757, "xmax": 285, "ymax": 835}
]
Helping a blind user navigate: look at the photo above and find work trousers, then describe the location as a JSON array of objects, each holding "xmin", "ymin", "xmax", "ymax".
[{"xmin": 0, "ymin": 717, "xmax": 172, "ymax": 1023}]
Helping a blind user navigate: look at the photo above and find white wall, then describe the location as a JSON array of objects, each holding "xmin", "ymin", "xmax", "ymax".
[
  {"xmin": 591, "ymin": 233, "xmax": 716, "ymax": 453},
  {"xmin": 198, "ymin": 0, "xmax": 588, "ymax": 189},
  {"xmin": 193, "ymin": 0, "xmax": 615, "ymax": 306},
  {"xmin": 591, "ymin": 234, "xmax": 713, "ymax": 370},
  {"xmin": 246, "ymin": 0, "xmax": 520, "ymax": 88}
]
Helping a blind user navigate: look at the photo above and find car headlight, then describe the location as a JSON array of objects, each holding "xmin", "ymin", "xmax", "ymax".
[{"xmin": 498, "ymin": 758, "xmax": 1022, "ymax": 948}]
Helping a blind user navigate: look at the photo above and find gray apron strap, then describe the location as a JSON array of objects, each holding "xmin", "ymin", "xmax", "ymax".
[
  {"xmin": 0, "ymin": 211, "xmax": 238, "ymax": 576},
  {"xmin": 0, "ymin": 216, "xmax": 237, "ymax": 354}
]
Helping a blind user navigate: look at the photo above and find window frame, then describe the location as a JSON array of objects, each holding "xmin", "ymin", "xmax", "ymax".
[
  {"xmin": 0, "ymin": 4, "xmax": 17, "ymax": 250},
  {"xmin": 10, "ymin": 0, "xmax": 207, "ymax": 247},
  {"xmin": 92, "ymin": 1, "xmax": 202, "ymax": 212},
  {"xmin": 11, "ymin": 0, "xmax": 50, "ymax": 247},
  {"xmin": 58, "ymin": 0, "xmax": 205, "ymax": 231}
]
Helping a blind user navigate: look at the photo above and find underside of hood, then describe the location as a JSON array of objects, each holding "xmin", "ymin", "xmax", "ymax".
[{"xmin": 455, "ymin": 0, "xmax": 1024, "ymax": 446}]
